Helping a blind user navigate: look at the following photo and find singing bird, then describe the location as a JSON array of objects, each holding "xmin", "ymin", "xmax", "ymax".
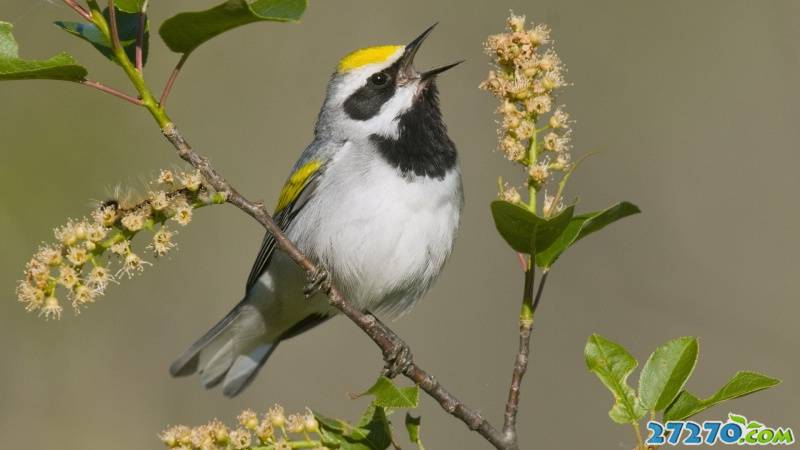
[{"xmin": 170, "ymin": 25, "xmax": 463, "ymax": 397}]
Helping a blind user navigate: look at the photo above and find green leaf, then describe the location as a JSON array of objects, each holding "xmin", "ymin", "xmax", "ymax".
[
  {"xmin": 663, "ymin": 371, "xmax": 781, "ymax": 421},
  {"xmin": 358, "ymin": 376, "xmax": 419, "ymax": 409},
  {"xmin": 115, "ymin": 0, "xmax": 145, "ymax": 13},
  {"xmin": 535, "ymin": 201, "xmax": 640, "ymax": 268},
  {"xmin": 638, "ymin": 337, "xmax": 699, "ymax": 411},
  {"xmin": 405, "ymin": 414, "xmax": 425, "ymax": 450},
  {"xmin": 490, "ymin": 200, "xmax": 575, "ymax": 254},
  {"xmin": 0, "ymin": 21, "xmax": 87, "ymax": 81},
  {"xmin": 316, "ymin": 407, "xmax": 392, "ymax": 450},
  {"xmin": 55, "ymin": 7, "xmax": 149, "ymax": 67},
  {"xmin": 585, "ymin": 334, "xmax": 647, "ymax": 424},
  {"xmin": 159, "ymin": 0, "xmax": 307, "ymax": 54}
]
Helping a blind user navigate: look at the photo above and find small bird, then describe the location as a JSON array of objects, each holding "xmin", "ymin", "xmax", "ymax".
[{"xmin": 170, "ymin": 25, "xmax": 463, "ymax": 397}]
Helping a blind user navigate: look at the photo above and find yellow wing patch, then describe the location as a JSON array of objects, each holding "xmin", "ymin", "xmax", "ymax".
[
  {"xmin": 275, "ymin": 160, "xmax": 322, "ymax": 213},
  {"xmin": 338, "ymin": 45, "xmax": 402, "ymax": 73}
]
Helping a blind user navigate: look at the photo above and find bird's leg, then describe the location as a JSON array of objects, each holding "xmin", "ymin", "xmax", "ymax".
[
  {"xmin": 383, "ymin": 339, "xmax": 413, "ymax": 378},
  {"xmin": 304, "ymin": 267, "xmax": 329, "ymax": 299},
  {"xmin": 368, "ymin": 312, "xmax": 413, "ymax": 378}
]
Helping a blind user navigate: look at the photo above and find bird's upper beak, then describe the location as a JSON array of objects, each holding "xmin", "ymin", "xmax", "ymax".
[{"xmin": 398, "ymin": 23, "xmax": 464, "ymax": 83}]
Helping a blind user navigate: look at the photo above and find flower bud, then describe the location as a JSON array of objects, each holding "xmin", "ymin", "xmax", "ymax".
[
  {"xmin": 549, "ymin": 109, "xmax": 569, "ymax": 129},
  {"xmin": 157, "ymin": 169, "xmax": 175, "ymax": 185},
  {"xmin": 267, "ymin": 405, "xmax": 285, "ymax": 428},
  {"xmin": 286, "ymin": 414, "xmax": 304, "ymax": 434},
  {"xmin": 500, "ymin": 184, "xmax": 522, "ymax": 204},
  {"xmin": 66, "ymin": 246, "xmax": 88, "ymax": 266},
  {"xmin": 529, "ymin": 163, "xmax": 550, "ymax": 186},
  {"xmin": 304, "ymin": 413, "xmax": 319, "ymax": 433},
  {"xmin": 238, "ymin": 409, "xmax": 259, "ymax": 431},
  {"xmin": 40, "ymin": 296, "xmax": 63, "ymax": 320},
  {"xmin": 508, "ymin": 14, "xmax": 526, "ymax": 32}
]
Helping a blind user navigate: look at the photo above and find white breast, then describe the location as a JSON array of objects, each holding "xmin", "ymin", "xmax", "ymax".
[{"xmin": 288, "ymin": 141, "xmax": 463, "ymax": 316}]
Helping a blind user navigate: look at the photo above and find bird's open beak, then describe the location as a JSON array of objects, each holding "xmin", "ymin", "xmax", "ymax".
[{"xmin": 399, "ymin": 23, "xmax": 463, "ymax": 82}]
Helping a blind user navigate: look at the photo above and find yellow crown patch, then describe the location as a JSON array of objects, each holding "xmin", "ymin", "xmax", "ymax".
[{"xmin": 338, "ymin": 45, "xmax": 402, "ymax": 73}]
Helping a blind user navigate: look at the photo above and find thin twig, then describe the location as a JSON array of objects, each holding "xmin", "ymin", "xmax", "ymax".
[
  {"xmin": 160, "ymin": 124, "xmax": 511, "ymax": 449},
  {"xmin": 501, "ymin": 267, "xmax": 549, "ymax": 448},
  {"xmin": 62, "ymin": 0, "xmax": 93, "ymax": 21},
  {"xmin": 135, "ymin": 0, "xmax": 149, "ymax": 73},
  {"xmin": 81, "ymin": 80, "xmax": 143, "ymax": 105},
  {"xmin": 135, "ymin": 14, "xmax": 145, "ymax": 72},
  {"xmin": 107, "ymin": 0, "xmax": 122, "ymax": 51},
  {"xmin": 502, "ymin": 266, "xmax": 535, "ymax": 448},
  {"xmin": 160, "ymin": 54, "xmax": 190, "ymax": 107}
]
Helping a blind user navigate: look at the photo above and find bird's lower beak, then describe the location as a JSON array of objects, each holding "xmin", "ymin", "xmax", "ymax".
[{"xmin": 399, "ymin": 23, "xmax": 463, "ymax": 82}]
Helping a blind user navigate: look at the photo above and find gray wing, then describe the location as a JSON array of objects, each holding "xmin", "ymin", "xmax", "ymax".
[{"xmin": 244, "ymin": 163, "xmax": 324, "ymax": 291}]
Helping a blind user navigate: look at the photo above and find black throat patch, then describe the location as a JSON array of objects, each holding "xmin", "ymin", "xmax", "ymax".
[{"xmin": 369, "ymin": 81, "xmax": 457, "ymax": 179}]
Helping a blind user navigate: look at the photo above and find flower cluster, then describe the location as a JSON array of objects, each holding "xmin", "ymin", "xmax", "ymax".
[
  {"xmin": 160, "ymin": 405, "xmax": 328, "ymax": 450},
  {"xmin": 481, "ymin": 13, "xmax": 575, "ymax": 217},
  {"xmin": 16, "ymin": 169, "xmax": 227, "ymax": 320}
]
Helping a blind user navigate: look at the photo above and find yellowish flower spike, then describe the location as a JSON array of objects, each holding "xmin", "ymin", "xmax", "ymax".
[
  {"xmin": 481, "ymin": 12, "xmax": 578, "ymax": 217},
  {"xmin": 16, "ymin": 168, "xmax": 224, "ymax": 320},
  {"xmin": 159, "ymin": 404, "xmax": 331, "ymax": 450}
]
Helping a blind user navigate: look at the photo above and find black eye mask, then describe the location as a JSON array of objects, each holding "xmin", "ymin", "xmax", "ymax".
[{"xmin": 343, "ymin": 62, "xmax": 402, "ymax": 121}]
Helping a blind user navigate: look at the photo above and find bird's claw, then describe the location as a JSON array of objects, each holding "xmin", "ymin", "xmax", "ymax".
[
  {"xmin": 304, "ymin": 268, "xmax": 329, "ymax": 299},
  {"xmin": 383, "ymin": 341, "xmax": 413, "ymax": 378}
]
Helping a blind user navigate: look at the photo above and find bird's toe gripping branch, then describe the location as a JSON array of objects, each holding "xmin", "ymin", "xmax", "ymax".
[
  {"xmin": 383, "ymin": 340, "xmax": 414, "ymax": 378},
  {"xmin": 303, "ymin": 267, "xmax": 330, "ymax": 299}
]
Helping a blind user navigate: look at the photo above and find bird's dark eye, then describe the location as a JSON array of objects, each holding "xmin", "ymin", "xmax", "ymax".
[{"xmin": 369, "ymin": 72, "xmax": 389, "ymax": 86}]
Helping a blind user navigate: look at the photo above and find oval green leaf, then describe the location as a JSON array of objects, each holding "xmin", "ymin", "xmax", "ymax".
[
  {"xmin": 638, "ymin": 336, "xmax": 699, "ymax": 411},
  {"xmin": 490, "ymin": 200, "xmax": 575, "ymax": 255},
  {"xmin": 663, "ymin": 371, "xmax": 780, "ymax": 421},
  {"xmin": 159, "ymin": 0, "xmax": 307, "ymax": 54},
  {"xmin": 55, "ymin": 7, "xmax": 149, "ymax": 67},
  {"xmin": 535, "ymin": 201, "xmax": 641, "ymax": 268},
  {"xmin": 585, "ymin": 334, "xmax": 647, "ymax": 424},
  {"xmin": 0, "ymin": 22, "xmax": 87, "ymax": 81}
]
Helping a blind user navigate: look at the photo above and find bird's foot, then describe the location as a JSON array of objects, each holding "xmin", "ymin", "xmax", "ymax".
[
  {"xmin": 304, "ymin": 267, "xmax": 329, "ymax": 299},
  {"xmin": 383, "ymin": 341, "xmax": 413, "ymax": 378}
]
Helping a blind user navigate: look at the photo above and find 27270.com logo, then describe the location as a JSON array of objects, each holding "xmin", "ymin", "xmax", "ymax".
[{"xmin": 646, "ymin": 413, "xmax": 794, "ymax": 446}]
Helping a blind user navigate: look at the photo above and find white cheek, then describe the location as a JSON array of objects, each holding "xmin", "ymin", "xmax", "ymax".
[
  {"xmin": 338, "ymin": 83, "xmax": 415, "ymax": 139},
  {"xmin": 364, "ymin": 84, "xmax": 415, "ymax": 138}
]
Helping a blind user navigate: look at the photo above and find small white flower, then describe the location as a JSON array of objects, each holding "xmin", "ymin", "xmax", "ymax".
[{"xmin": 116, "ymin": 253, "xmax": 151, "ymax": 279}]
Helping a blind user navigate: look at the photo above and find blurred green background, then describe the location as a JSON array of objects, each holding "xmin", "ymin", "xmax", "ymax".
[{"xmin": 1, "ymin": 1, "xmax": 798, "ymax": 449}]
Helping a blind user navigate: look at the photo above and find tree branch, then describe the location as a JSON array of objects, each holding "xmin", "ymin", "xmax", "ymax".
[
  {"xmin": 501, "ymin": 266, "xmax": 549, "ymax": 448},
  {"xmin": 81, "ymin": 79, "xmax": 143, "ymax": 105},
  {"xmin": 160, "ymin": 124, "xmax": 511, "ymax": 449},
  {"xmin": 160, "ymin": 54, "xmax": 190, "ymax": 108}
]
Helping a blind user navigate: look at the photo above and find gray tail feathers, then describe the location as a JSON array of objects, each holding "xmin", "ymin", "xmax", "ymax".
[{"xmin": 169, "ymin": 301, "xmax": 278, "ymax": 397}]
